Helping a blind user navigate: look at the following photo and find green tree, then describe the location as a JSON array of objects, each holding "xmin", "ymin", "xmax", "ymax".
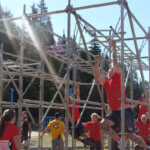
[
  {"xmin": 37, "ymin": 0, "xmax": 55, "ymax": 45},
  {"xmin": 30, "ymin": 0, "xmax": 55, "ymax": 46},
  {"xmin": 89, "ymin": 32, "xmax": 101, "ymax": 55},
  {"xmin": 0, "ymin": 4, "xmax": 22, "ymax": 101}
]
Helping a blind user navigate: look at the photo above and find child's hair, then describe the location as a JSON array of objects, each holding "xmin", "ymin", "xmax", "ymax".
[
  {"xmin": 91, "ymin": 113, "xmax": 101, "ymax": 120},
  {"xmin": 0, "ymin": 109, "xmax": 16, "ymax": 137}
]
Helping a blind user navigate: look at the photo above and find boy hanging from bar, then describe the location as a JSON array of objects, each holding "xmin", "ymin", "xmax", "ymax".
[{"xmin": 94, "ymin": 40, "xmax": 149, "ymax": 149}]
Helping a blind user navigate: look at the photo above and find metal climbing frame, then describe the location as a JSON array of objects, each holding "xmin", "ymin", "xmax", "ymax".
[{"xmin": 0, "ymin": 0, "xmax": 149, "ymax": 149}]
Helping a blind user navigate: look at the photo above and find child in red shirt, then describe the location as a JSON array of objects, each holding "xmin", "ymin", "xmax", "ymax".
[
  {"xmin": 135, "ymin": 115, "xmax": 150, "ymax": 149},
  {"xmin": 83, "ymin": 113, "xmax": 103, "ymax": 150},
  {"xmin": 0, "ymin": 109, "xmax": 27, "ymax": 150},
  {"xmin": 135, "ymin": 115, "xmax": 150, "ymax": 143}
]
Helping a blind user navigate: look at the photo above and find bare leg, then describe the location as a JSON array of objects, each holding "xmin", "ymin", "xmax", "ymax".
[
  {"xmin": 128, "ymin": 133, "xmax": 148, "ymax": 149},
  {"xmin": 101, "ymin": 119, "xmax": 120, "ymax": 142}
]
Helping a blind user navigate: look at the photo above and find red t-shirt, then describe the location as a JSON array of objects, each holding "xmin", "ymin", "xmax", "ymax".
[
  {"xmin": 103, "ymin": 72, "xmax": 129, "ymax": 111},
  {"xmin": 69, "ymin": 101, "xmax": 80, "ymax": 122},
  {"xmin": 0, "ymin": 123, "xmax": 20, "ymax": 150},
  {"xmin": 135, "ymin": 120, "xmax": 150, "ymax": 143},
  {"xmin": 86, "ymin": 121, "xmax": 101, "ymax": 141},
  {"xmin": 138, "ymin": 98, "xmax": 148, "ymax": 120}
]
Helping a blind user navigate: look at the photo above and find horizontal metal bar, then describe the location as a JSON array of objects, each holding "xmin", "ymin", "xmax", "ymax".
[
  {"xmin": 0, "ymin": 1, "xmax": 118, "ymax": 22},
  {"xmin": 73, "ymin": 1, "xmax": 118, "ymax": 11}
]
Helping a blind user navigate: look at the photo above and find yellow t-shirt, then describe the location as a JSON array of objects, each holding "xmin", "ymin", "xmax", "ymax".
[{"xmin": 48, "ymin": 119, "xmax": 65, "ymax": 140}]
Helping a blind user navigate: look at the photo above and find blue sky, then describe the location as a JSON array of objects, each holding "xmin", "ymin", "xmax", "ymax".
[{"xmin": 1, "ymin": 0, "xmax": 150, "ymax": 81}]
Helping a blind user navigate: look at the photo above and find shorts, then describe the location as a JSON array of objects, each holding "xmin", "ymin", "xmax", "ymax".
[
  {"xmin": 21, "ymin": 134, "xmax": 28, "ymax": 141},
  {"xmin": 83, "ymin": 138, "xmax": 101, "ymax": 150},
  {"xmin": 90, "ymin": 140, "xmax": 101, "ymax": 150},
  {"xmin": 52, "ymin": 138, "xmax": 64, "ymax": 150},
  {"xmin": 106, "ymin": 108, "xmax": 135, "ymax": 133},
  {"xmin": 69, "ymin": 121, "xmax": 84, "ymax": 138}
]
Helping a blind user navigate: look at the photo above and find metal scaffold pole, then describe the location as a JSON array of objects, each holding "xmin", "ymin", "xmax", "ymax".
[
  {"xmin": 0, "ymin": 43, "xmax": 3, "ymax": 116},
  {"xmin": 148, "ymin": 27, "xmax": 150, "ymax": 116},
  {"xmin": 38, "ymin": 42, "xmax": 45, "ymax": 149},
  {"xmin": 65, "ymin": 0, "xmax": 71, "ymax": 149},
  {"xmin": 18, "ymin": 5, "xmax": 26, "ymax": 138},
  {"xmin": 120, "ymin": 0, "xmax": 125, "ymax": 149},
  {"xmin": 72, "ymin": 39, "xmax": 77, "ymax": 150}
]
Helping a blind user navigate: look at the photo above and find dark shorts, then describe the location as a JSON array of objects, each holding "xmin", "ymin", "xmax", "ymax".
[
  {"xmin": 21, "ymin": 134, "xmax": 28, "ymax": 141},
  {"xmin": 69, "ymin": 121, "xmax": 84, "ymax": 138},
  {"xmin": 83, "ymin": 138, "xmax": 101, "ymax": 150},
  {"xmin": 106, "ymin": 108, "xmax": 135, "ymax": 133},
  {"xmin": 90, "ymin": 140, "xmax": 101, "ymax": 150}
]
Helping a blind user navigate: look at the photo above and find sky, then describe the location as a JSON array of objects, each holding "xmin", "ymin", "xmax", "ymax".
[{"xmin": 0, "ymin": 0, "xmax": 150, "ymax": 81}]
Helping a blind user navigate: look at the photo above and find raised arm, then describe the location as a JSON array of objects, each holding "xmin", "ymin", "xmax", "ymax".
[
  {"xmin": 111, "ymin": 41, "xmax": 121, "ymax": 73},
  {"xmin": 94, "ymin": 55, "xmax": 105, "ymax": 86},
  {"xmin": 75, "ymin": 84, "xmax": 80, "ymax": 99}
]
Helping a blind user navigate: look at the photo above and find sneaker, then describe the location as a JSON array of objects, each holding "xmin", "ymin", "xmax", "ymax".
[{"xmin": 118, "ymin": 139, "xmax": 127, "ymax": 150}]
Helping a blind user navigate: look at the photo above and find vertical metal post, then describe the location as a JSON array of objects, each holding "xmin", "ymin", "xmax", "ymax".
[
  {"xmin": 72, "ymin": 39, "xmax": 76, "ymax": 150},
  {"xmin": 0, "ymin": 43, "xmax": 3, "ymax": 116},
  {"xmin": 38, "ymin": 48, "xmax": 44, "ymax": 149},
  {"xmin": 109, "ymin": 30, "xmax": 112, "ymax": 68},
  {"xmin": 108, "ymin": 30, "xmax": 112, "ymax": 150},
  {"xmin": 130, "ymin": 58, "xmax": 134, "ymax": 150},
  {"xmin": 120, "ymin": 0, "xmax": 125, "ymax": 149},
  {"xmin": 18, "ymin": 5, "xmax": 26, "ymax": 136},
  {"xmin": 130, "ymin": 59, "xmax": 133, "ymax": 105},
  {"xmin": 65, "ymin": 0, "xmax": 71, "ymax": 149},
  {"xmin": 148, "ymin": 27, "xmax": 150, "ymax": 117},
  {"xmin": 38, "ymin": 51, "xmax": 44, "ymax": 149}
]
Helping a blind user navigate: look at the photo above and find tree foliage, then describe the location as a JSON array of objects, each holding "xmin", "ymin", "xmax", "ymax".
[
  {"xmin": 89, "ymin": 33, "xmax": 101, "ymax": 56},
  {"xmin": 30, "ymin": 0, "xmax": 55, "ymax": 46}
]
